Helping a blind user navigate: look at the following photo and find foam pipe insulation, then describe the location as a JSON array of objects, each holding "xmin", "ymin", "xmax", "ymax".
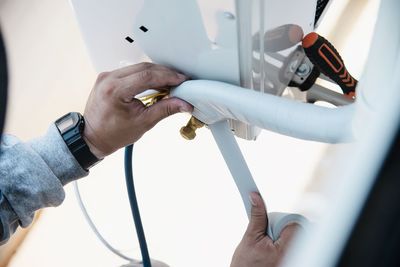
[{"xmin": 172, "ymin": 80, "xmax": 355, "ymax": 143}]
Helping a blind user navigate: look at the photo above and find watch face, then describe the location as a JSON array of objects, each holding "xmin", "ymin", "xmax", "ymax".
[
  {"xmin": 58, "ymin": 117, "xmax": 75, "ymax": 132},
  {"xmin": 56, "ymin": 112, "xmax": 80, "ymax": 133}
]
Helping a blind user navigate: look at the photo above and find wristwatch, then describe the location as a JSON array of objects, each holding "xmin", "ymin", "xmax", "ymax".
[{"xmin": 55, "ymin": 112, "xmax": 101, "ymax": 170}]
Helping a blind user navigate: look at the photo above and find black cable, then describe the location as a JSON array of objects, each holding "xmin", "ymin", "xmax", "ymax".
[
  {"xmin": 124, "ymin": 145, "xmax": 152, "ymax": 267},
  {"xmin": 0, "ymin": 29, "xmax": 9, "ymax": 142}
]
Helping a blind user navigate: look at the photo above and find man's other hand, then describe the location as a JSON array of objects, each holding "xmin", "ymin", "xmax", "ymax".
[
  {"xmin": 83, "ymin": 63, "xmax": 193, "ymax": 158},
  {"xmin": 230, "ymin": 192, "xmax": 299, "ymax": 267}
]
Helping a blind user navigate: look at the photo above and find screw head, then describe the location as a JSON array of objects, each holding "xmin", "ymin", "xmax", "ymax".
[{"xmin": 296, "ymin": 63, "xmax": 311, "ymax": 77}]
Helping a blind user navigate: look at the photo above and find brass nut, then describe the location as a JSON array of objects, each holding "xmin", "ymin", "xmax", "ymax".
[
  {"xmin": 180, "ymin": 116, "xmax": 204, "ymax": 140},
  {"xmin": 180, "ymin": 126, "xmax": 196, "ymax": 140}
]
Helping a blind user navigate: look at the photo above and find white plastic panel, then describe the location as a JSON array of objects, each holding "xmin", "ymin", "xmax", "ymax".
[
  {"xmin": 70, "ymin": 0, "xmax": 240, "ymax": 84},
  {"xmin": 70, "ymin": 0, "xmax": 146, "ymax": 71},
  {"xmin": 70, "ymin": 0, "xmax": 318, "ymax": 140},
  {"xmin": 131, "ymin": 0, "xmax": 240, "ymax": 84},
  {"xmin": 69, "ymin": 0, "xmax": 318, "ymax": 91}
]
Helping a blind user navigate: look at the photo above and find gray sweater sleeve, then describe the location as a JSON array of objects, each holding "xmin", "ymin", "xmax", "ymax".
[{"xmin": 0, "ymin": 124, "xmax": 88, "ymax": 245}]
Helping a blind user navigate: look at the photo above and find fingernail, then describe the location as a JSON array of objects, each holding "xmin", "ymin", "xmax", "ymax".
[
  {"xmin": 249, "ymin": 193, "xmax": 258, "ymax": 207},
  {"xmin": 179, "ymin": 103, "xmax": 193, "ymax": 113},
  {"xmin": 177, "ymin": 73, "xmax": 187, "ymax": 80}
]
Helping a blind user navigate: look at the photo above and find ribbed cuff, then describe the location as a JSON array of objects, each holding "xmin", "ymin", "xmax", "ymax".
[
  {"xmin": 0, "ymin": 192, "xmax": 18, "ymax": 245},
  {"xmin": 28, "ymin": 124, "xmax": 89, "ymax": 185}
]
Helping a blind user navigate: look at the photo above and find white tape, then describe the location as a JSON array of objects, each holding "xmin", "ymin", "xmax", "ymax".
[
  {"xmin": 210, "ymin": 120, "xmax": 309, "ymax": 238},
  {"xmin": 209, "ymin": 120, "xmax": 259, "ymax": 218}
]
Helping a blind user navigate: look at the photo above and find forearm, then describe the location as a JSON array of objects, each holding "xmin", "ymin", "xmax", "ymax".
[
  {"xmin": 0, "ymin": 63, "xmax": 192, "ymax": 245},
  {"xmin": 0, "ymin": 124, "xmax": 88, "ymax": 244}
]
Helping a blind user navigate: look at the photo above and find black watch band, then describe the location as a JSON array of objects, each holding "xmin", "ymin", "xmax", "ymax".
[{"xmin": 55, "ymin": 112, "xmax": 101, "ymax": 170}]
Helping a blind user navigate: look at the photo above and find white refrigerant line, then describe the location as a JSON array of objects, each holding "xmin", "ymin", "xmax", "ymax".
[{"xmin": 172, "ymin": 80, "xmax": 355, "ymax": 143}]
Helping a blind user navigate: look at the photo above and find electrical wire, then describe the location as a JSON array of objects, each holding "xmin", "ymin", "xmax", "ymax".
[
  {"xmin": 73, "ymin": 181, "xmax": 139, "ymax": 263},
  {"xmin": 125, "ymin": 145, "xmax": 152, "ymax": 267},
  {"xmin": 75, "ymin": 94, "xmax": 162, "ymax": 266},
  {"xmin": 74, "ymin": 146, "xmax": 153, "ymax": 267}
]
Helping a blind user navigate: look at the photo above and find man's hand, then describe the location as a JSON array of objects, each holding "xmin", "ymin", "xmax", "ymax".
[
  {"xmin": 83, "ymin": 63, "xmax": 193, "ymax": 158},
  {"xmin": 230, "ymin": 193, "xmax": 299, "ymax": 267}
]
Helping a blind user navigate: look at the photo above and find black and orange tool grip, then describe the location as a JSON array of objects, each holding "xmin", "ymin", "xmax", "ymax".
[{"xmin": 302, "ymin": 32, "xmax": 357, "ymax": 99}]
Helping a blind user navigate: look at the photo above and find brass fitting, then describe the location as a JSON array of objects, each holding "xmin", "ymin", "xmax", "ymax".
[{"xmin": 180, "ymin": 116, "xmax": 204, "ymax": 140}]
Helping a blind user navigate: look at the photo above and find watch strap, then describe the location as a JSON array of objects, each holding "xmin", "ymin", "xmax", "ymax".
[
  {"xmin": 55, "ymin": 112, "xmax": 101, "ymax": 170},
  {"xmin": 68, "ymin": 132, "xmax": 100, "ymax": 170}
]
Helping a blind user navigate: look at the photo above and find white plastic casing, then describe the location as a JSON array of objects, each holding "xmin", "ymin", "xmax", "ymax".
[{"xmin": 70, "ymin": 0, "xmax": 318, "ymax": 139}]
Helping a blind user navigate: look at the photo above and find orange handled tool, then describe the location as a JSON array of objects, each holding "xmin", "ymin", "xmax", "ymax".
[{"xmin": 302, "ymin": 32, "xmax": 357, "ymax": 99}]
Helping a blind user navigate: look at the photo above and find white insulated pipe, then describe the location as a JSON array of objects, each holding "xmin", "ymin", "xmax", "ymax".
[{"xmin": 172, "ymin": 80, "xmax": 355, "ymax": 143}]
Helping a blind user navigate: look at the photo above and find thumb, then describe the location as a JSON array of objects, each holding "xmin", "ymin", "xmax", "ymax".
[
  {"xmin": 245, "ymin": 192, "xmax": 268, "ymax": 239},
  {"xmin": 143, "ymin": 97, "xmax": 193, "ymax": 128}
]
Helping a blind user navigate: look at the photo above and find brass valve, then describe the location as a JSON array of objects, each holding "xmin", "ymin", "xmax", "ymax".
[{"xmin": 180, "ymin": 116, "xmax": 204, "ymax": 140}]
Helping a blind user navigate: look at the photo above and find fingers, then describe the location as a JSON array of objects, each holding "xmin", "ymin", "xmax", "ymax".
[
  {"xmin": 275, "ymin": 223, "xmax": 300, "ymax": 250},
  {"xmin": 118, "ymin": 68, "xmax": 187, "ymax": 100},
  {"xmin": 112, "ymin": 62, "xmax": 154, "ymax": 78},
  {"xmin": 245, "ymin": 192, "xmax": 268, "ymax": 240},
  {"xmin": 141, "ymin": 97, "xmax": 193, "ymax": 129}
]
